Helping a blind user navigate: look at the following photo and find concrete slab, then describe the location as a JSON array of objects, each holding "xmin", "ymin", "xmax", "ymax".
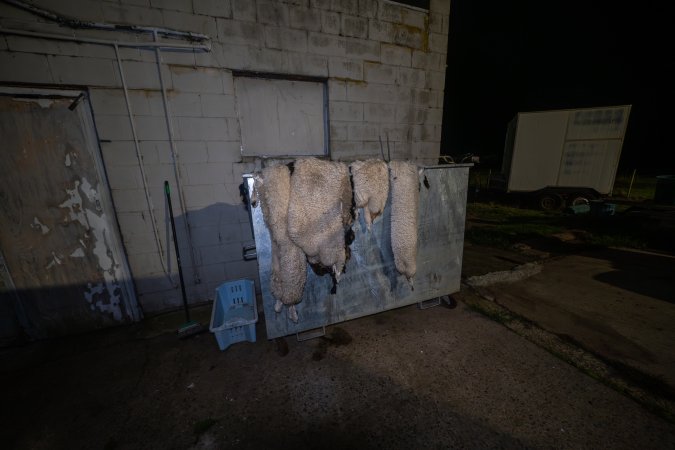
[
  {"xmin": 462, "ymin": 243, "xmax": 542, "ymax": 278},
  {"xmin": 479, "ymin": 247, "xmax": 675, "ymax": 391}
]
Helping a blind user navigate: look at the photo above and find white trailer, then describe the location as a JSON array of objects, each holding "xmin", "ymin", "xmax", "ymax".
[{"xmin": 495, "ymin": 105, "xmax": 631, "ymax": 209}]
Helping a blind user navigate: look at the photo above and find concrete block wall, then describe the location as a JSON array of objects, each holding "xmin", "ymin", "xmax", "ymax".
[{"xmin": 0, "ymin": 0, "xmax": 451, "ymax": 315}]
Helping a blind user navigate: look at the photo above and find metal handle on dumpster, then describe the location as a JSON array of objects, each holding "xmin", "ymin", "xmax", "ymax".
[{"xmin": 243, "ymin": 245, "xmax": 257, "ymax": 261}]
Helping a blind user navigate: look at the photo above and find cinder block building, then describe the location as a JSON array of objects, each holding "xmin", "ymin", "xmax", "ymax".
[{"xmin": 0, "ymin": 0, "xmax": 451, "ymax": 340}]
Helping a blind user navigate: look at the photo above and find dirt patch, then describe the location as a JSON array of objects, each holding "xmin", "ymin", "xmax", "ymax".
[
  {"xmin": 274, "ymin": 337, "xmax": 289, "ymax": 356},
  {"xmin": 312, "ymin": 327, "xmax": 353, "ymax": 361},
  {"xmin": 466, "ymin": 262, "xmax": 542, "ymax": 287}
]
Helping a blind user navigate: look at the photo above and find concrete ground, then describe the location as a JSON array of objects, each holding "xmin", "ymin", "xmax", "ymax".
[
  {"xmin": 2, "ymin": 296, "xmax": 674, "ymax": 449},
  {"xmin": 480, "ymin": 249, "xmax": 675, "ymax": 386},
  {"xmin": 464, "ymin": 243, "xmax": 675, "ymax": 398}
]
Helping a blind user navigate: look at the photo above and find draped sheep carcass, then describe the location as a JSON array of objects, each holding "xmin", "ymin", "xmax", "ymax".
[
  {"xmin": 254, "ymin": 165, "xmax": 306, "ymax": 323},
  {"xmin": 388, "ymin": 160, "xmax": 420, "ymax": 287},
  {"xmin": 287, "ymin": 157, "xmax": 353, "ymax": 281},
  {"xmin": 350, "ymin": 159, "xmax": 389, "ymax": 230}
]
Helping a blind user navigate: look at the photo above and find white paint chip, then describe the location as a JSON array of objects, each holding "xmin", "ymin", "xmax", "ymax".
[
  {"xmin": 60, "ymin": 178, "xmax": 124, "ymax": 321},
  {"xmin": 31, "ymin": 217, "xmax": 50, "ymax": 234},
  {"xmin": 70, "ymin": 248, "xmax": 85, "ymax": 258},
  {"xmin": 46, "ymin": 252, "xmax": 63, "ymax": 269}
]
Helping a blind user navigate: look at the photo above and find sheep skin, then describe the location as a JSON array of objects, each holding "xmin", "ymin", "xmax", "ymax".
[
  {"xmin": 255, "ymin": 165, "xmax": 306, "ymax": 321},
  {"xmin": 350, "ymin": 159, "xmax": 389, "ymax": 230},
  {"xmin": 287, "ymin": 157, "xmax": 353, "ymax": 278},
  {"xmin": 388, "ymin": 160, "xmax": 420, "ymax": 285}
]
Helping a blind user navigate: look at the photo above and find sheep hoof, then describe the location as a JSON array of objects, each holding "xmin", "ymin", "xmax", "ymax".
[
  {"xmin": 274, "ymin": 299, "xmax": 283, "ymax": 313},
  {"xmin": 288, "ymin": 305, "xmax": 299, "ymax": 323},
  {"xmin": 408, "ymin": 277, "xmax": 414, "ymax": 290}
]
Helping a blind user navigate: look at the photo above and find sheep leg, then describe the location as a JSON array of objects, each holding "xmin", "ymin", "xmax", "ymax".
[
  {"xmin": 363, "ymin": 208, "xmax": 372, "ymax": 231},
  {"xmin": 287, "ymin": 305, "xmax": 298, "ymax": 323}
]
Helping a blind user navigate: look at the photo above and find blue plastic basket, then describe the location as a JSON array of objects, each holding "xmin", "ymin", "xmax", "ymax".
[{"xmin": 210, "ymin": 279, "xmax": 258, "ymax": 351}]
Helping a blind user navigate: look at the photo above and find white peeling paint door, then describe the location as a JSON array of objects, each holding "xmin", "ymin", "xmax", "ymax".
[{"xmin": 0, "ymin": 90, "xmax": 140, "ymax": 339}]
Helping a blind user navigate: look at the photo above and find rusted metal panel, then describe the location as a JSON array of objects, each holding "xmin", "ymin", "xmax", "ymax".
[
  {"xmin": 245, "ymin": 164, "xmax": 470, "ymax": 340},
  {"xmin": 0, "ymin": 92, "xmax": 139, "ymax": 339}
]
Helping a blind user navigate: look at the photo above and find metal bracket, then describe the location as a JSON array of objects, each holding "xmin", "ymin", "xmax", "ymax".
[
  {"xmin": 417, "ymin": 297, "xmax": 441, "ymax": 310},
  {"xmin": 242, "ymin": 245, "xmax": 257, "ymax": 261},
  {"xmin": 68, "ymin": 93, "xmax": 85, "ymax": 110},
  {"xmin": 296, "ymin": 326, "xmax": 326, "ymax": 342}
]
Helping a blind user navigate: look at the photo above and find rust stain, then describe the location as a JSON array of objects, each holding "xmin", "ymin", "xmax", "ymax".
[{"xmin": 423, "ymin": 14, "xmax": 430, "ymax": 52}]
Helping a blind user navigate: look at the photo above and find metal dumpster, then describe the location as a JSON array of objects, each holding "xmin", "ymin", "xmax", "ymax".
[{"xmin": 244, "ymin": 163, "xmax": 472, "ymax": 339}]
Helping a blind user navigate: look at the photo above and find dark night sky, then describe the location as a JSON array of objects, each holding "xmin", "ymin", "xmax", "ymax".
[{"xmin": 441, "ymin": 0, "xmax": 675, "ymax": 172}]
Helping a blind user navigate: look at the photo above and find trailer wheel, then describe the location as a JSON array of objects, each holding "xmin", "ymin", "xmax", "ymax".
[{"xmin": 538, "ymin": 193, "xmax": 562, "ymax": 211}]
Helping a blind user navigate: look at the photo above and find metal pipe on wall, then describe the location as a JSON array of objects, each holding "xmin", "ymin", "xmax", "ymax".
[
  {"xmin": 153, "ymin": 30, "xmax": 201, "ymax": 284},
  {"xmin": 3, "ymin": 0, "xmax": 209, "ymax": 42},
  {"xmin": 0, "ymin": 27, "xmax": 210, "ymax": 51},
  {"xmin": 114, "ymin": 43, "xmax": 175, "ymax": 285}
]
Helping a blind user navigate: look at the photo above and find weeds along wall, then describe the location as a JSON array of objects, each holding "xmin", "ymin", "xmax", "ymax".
[{"xmin": 0, "ymin": 0, "xmax": 451, "ymax": 314}]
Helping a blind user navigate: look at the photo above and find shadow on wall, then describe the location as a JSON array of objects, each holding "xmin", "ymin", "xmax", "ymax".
[
  {"xmin": 0, "ymin": 263, "xmax": 257, "ymax": 346},
  {"xmin": 141, "ymin": 191, "xmax": 260, "ymax": 313},
  {"xmin": 0, "ymin": 188, "xmax": 261, "ymax": 344}
]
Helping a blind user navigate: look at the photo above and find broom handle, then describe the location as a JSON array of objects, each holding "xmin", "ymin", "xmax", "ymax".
[{"xmin": 165, "ymin": 181, "xmax": 190, "ymax": 322}]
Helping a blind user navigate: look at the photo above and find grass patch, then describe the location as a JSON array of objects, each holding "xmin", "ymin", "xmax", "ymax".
[
  {"xmin": 563, "ymin": 215, "xmax": 650, "ymax": 249},
  {"xmin": 607, "ymin": 360, "xmax": 675, "ymax": 402},
  {"xmin": 466, "ymin": 201, "xmax": 652, "ymax": 251},
  {"xmin": 467, "ymin": 202, "xmax": 554, "ymax": 222},
  {"xmin": 612, "ymin": 172, "xmax": 657, "ymax": 200},
  {"xmin": 585, "ymin": 233, "xmax": 648, "ymax": 249},
  {"xmin": 467, "ymin": 202, "xmax": 565, "ymax": 248},
  {"xmin": 468, "ymin": 168, "xmax": 494, "ymax": 192},
  {"xmin": 555, "ymin": 333, "xmax": 675, "ymax": 402},
  {"xmin": 466, "ymin": 225, "xmax": 563, "ymax": 249},
  {"xmin": 193, "ymin": 418, "xmax": 217, "ymax": 437},
  {"xmin": 466, "ymin": 302, "xmax": 513, "ymax": 325}
]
